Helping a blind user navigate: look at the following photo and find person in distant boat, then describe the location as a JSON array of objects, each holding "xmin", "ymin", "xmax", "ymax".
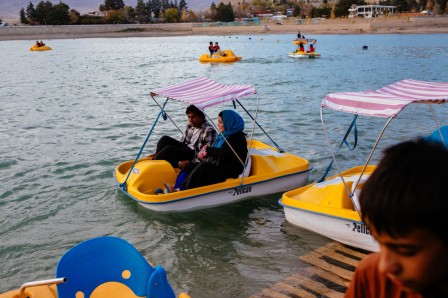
[
  {"xmin": 307, "ymin": 44, "xmax": 315, "ymax": 53},
  {"xmin": 297, "ymin": 31, "xmax": 302, "ymax": 39},
  {"xmin": 35, "ymin": 41, "xmax": 41, "ymax": 47},
  {"xmin": 213, "ymin": 42, "xmax": 225, "ymax": 56},
  {"xmin": 345, "ymin": 138, "xmax": 448, "ymax": 298},
  {"xmin": 297, "ymin": 43, "xmax": 304, "ymax": 53},
  {"xmin": 152, "ymin": 105, "xmax": 217, "ymax": 169},
  {"xmin": 165, "ymin": 110, "xmax": 247, "ymax": 192},
  {"xmin": 40, "ymin": 41, "xmax": 45, "ymax": 46},
  {"xmin": 208, "ymin": 41, "xmax": 215, "ymax": 57}
]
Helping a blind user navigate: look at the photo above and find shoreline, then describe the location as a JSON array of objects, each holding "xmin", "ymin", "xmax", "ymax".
[{"xmin": 1, "ymin": 17, "xmax": 448, "ymax": 41}]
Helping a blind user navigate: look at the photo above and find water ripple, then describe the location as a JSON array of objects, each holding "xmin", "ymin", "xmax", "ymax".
[{"xmin": 0, "ymin": 34, "xmax": 448, "ymax": 295}]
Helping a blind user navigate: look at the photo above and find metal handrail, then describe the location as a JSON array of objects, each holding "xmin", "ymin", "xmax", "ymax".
[{"xmin": 19, "ymin": 277, "xmax": 66, "ymax": 298}]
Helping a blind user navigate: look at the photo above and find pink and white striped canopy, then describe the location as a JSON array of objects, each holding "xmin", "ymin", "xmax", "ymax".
[
  {"xmin": 322, "ymin": 79, "xmax": 448, "ymax": 118},
  {"xmin": 151, "ymin": 77, "xmax": 257, "ymax": 109}
]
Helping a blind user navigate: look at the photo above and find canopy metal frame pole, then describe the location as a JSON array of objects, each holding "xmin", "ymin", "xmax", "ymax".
[
  {"xmin": 320, "ymin": 106, "xmax": 351, "ymax": 196},
  {"xmin": 348, "ymin": 103, "xmax": 446, "ymax": 205},
  {"xmin": 204, "ymin": 112, "xmax": 245, "ymax": 166},
  {"xmin": 120, "ymin": 97, "xmax": 169, "ymax": 191},
  {"xmin": 202, "ymin": 96, "xmax": 260, "ymax": 184},
  {"xmin": 321, "ymin": 106, "xmax": 393, "ymax": 218},
  {"xmin": 429, "ymin": 104, "xmax": 445, "ymax": 145},
  {"xmin": 321, "ymin": 105, "xmax": 444, "ymax": 218},
  {"xmin": 318, "ymin": 114, "xmax": 358, "ymax": 183},
  {"xmin": 150, "ymin": 94, "xmax": 183, "ymax": 134},
  {"xmin": 239, "ymin": 93, "xmax": 259, "ymax": 184},
  {"xmin": 235, "ymin": 98, "xmax": 284, "ymax": 153},
  {"xmin": 354, "ymin": 117, "xmax": 393, "ymax": 194}
]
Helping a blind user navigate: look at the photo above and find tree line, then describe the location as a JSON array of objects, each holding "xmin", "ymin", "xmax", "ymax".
[
  {"xmin": 18, "ymin": 0, "xmax": 448, "ymax": 26},
  {"xmin": 19, "ymin": 0, "xmax": 191, "ymax": 25},
  {"xmin": 210, "ymin": 2, "xmax": 236, "ymax": 22}
]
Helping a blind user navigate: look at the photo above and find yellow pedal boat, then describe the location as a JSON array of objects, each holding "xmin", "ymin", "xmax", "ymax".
[
  {"xmin": 115, "ymin": 140, "xmax": 311, "ymax": 212},
  {"xmin": 281, "ymin": 165, "xmax": 378, "ymax": 252},
  {"xmin": 280, "ymin": 79, "xmax": 448, "ymax": 252},
  {"xmin": 30, "ymin": 45, "xmax": 52, "ymax": 51},
  {"xmin": 0, "ymin": 236, "xmax": 189, "ymax": 298},
  {"xmin": 199, "ymin": 50, "xmax": 242, "ymax": 63},
  {"xmin": 289, "ymin": 38, "xmax": 320, "ymax": 58},
  {"xmin": 114, "ymin": 77, "xmax": 311, "ymax": 212}
]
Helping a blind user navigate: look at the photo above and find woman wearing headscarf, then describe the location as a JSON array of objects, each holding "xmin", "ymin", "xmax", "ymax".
[{"xmin": 171, "ymin": 110, "xmax": 247, "ymax": 191}]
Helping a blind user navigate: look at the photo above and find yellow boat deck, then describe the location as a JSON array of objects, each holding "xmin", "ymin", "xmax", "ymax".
[
  {"xmin": 115, "ymin": 140, "xmax": 311, "ymax": 204},
  {"xmin": 281, "ymin": 165, "xmax": 377, "ymax": 222}
]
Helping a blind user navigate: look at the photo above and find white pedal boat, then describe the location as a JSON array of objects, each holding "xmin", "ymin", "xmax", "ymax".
[{"xmin": 289, "ymin": 38, "xmax": 321, "ymax": 58}]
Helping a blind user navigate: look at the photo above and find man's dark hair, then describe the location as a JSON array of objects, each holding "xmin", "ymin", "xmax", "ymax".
[
  {"xmin": 360, "ymin": 138, "xmax": 448, "ymax": 244},
  {"xmin": 185, "ymin": 105, "xmax": 205, "ymax": 120}
]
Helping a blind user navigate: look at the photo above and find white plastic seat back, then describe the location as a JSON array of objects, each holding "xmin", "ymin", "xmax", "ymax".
[
  {"xmin": 239, "ymin": 155, "xmax": 252, "ymax": 178},
  {"xmin": 351, "ymin": 175, "xmax": 370, "ymax": 213}
]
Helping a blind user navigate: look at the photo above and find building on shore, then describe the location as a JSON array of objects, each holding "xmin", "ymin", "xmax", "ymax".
[{"xmin": 348, "ymin": 4, "xmax": 397, "ymax": 18}]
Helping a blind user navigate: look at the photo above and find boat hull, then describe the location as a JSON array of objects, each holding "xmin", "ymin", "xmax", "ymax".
[
  {"xmin": 115, "ymin": 140, "xmax": 311, "ymax": 212},
  {"xmin": 280, "ymin": 165, "xmax": 379, "ymax": 252},
  {"xmin": 281, "ymin": 202, "xmax": 379, "ymax": 252},
  {"xmin": 30, "ymin": 45, "xmax": 52, "ymax": 51},
  {"xmin": 288, "ymin": 52, "xmax": 320, "ymax": 58},
  {"xmin": 120, "ymin": 170, "xmax": 310, "ymax": 212}
]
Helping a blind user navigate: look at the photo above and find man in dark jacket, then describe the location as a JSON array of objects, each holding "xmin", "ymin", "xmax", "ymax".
[{"xmin": 153, "ymin": 105, "xmax": 217, "ymax": 168}]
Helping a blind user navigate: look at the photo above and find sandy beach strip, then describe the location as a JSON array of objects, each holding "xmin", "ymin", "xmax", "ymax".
[{"xmin": 1, "ymin": 16, "xmax": 448, "ymax": 41}]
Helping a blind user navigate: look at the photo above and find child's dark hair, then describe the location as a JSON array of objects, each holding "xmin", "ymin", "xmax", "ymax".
[
  {"xmin": 360, "ymin": 138, "xmax": 448, "ymax": 244},
  {"xmin": 185, "ymin": 105, "xmax": 205, "ymax": 119}
]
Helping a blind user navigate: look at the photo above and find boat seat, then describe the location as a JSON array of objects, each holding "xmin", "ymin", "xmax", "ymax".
[
  {"xmin": 239, "ymin": 155, "xmax": 252, "ymax": 178},
  {"xmin": 351, "ymin": 175, "xmax": 370, "ymax": 213},
  {"xmin": 56, "ymin": 236, "xmax": 176, "ymax": 298},
  {"xmin": 248, "ymin": 147, "xmax": 284, "ymax": 157}
]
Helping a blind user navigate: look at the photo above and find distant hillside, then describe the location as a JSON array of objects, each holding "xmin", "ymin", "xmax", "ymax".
[{"xmin": 0, "ymin": 0, "xmax": 214, "ymax": 20}]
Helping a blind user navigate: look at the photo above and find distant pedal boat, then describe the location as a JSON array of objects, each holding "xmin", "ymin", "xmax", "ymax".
[
  {"xmin": 30, "ymin": 45, "xmax": 52, "ymax": 51},
  {"xmin": 199, "ymin": 50, "xmax": 242, "ymax": 63},
  {"xmin": 289, "ymin": 38, "xmax": 320, "ymax": 58},
  {"xmin": 288, "ymin": 52, "xmax": 321, "ymax": 59}
]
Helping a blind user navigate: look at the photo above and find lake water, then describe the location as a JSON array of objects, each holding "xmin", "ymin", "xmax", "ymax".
[{"xmin": 1, "ymin": 33, "xmax": 448, "ymax": 297}]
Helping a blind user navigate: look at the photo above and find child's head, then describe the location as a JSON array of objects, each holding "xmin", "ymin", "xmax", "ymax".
[
  {"xmin": 360, "ymin": 138, "xmax": 448, "ymax": 293},
  {"xmin": 361, "ymin": 138, "xmax": 448, "ymax": 242}
]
